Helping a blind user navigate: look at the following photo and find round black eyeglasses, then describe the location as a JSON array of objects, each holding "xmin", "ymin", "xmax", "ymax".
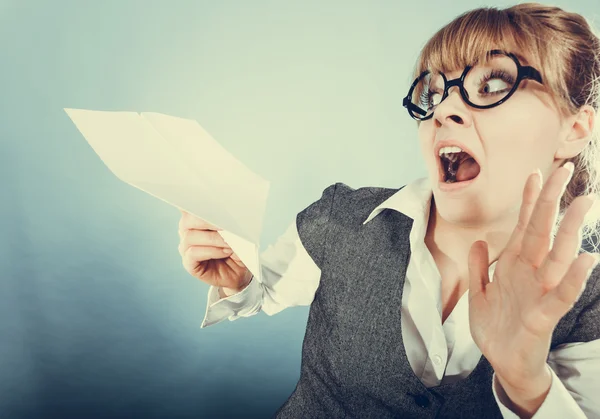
[{"xmin": 402, "ymin": 49, "xmax": 543, "ymax": 121}]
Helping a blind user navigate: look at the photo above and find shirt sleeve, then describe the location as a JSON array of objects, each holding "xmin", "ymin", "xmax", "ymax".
[
  {"xmin": 491, "ymin": 339, "xmax": 600, "ymax": 418},
  {"xmin": 200, "ymin": 183, "xmax": 337, "ymax": 328},
  {"xmin": 200, "ymin": 218, "xmax": 322, "ymax": 328}
]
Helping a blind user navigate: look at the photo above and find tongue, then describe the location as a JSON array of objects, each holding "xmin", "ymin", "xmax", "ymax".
[{"xmin": 456, "ymin": 157, "xmax": 481, "ymax": 182}]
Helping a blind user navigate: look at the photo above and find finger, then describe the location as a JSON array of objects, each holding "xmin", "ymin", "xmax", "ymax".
[
  {"xmin": 229, "ymin": 252, "xmax": 247, "ymax": 268},
  {"xmin": 179, "ymin": 216, "xmax": 224, "ymax": 241},
  {"xmin": 179, "ymin": 212, "xmax": 223, "ymax": 232},
  {"xmin": 537, "ymin": 195, "xmax": 595, "ymax": 289},
  {"xmin": 179, "ymin": 230, "xmax": 230, "ymax": 256},
  {"xmin": 521, "ymin": 162, "xmax": 574, "ymax": 268},
  {"xmin": 502, "ymin": 169, "xmax": 542, "ymax": 258},
  {"xmin": 182, "ymin": 245, "xmax": 233, "ymax": 271},
  {"xmin": 538, "ymin": 252, "xmax": 599, "ymax": 325},
  {"xmin": 468, "ymin": 240, "xmax": 490, "ymax": 299}
]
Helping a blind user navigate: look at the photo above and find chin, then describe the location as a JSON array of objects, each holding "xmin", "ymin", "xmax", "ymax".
[{"xmin": 434, "ymin": 193, "xmax": 487, "ymax": 219}]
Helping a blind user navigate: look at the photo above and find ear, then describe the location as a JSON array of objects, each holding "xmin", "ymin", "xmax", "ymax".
[{"xmin": 554, "ymin": 105, "xmax": 596, "ymax": 159}]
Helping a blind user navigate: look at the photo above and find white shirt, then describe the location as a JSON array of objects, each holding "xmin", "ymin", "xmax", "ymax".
[{"xmin": 201, "ymin": 176, "xmax": 600, "ymax": 418}]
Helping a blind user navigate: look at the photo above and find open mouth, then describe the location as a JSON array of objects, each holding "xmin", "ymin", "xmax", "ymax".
[{"xmin": 438, "ymin": 151, "xmax": 481, "ymax": 183}]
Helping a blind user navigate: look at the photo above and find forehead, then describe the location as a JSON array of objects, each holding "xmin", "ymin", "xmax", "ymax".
[
  {"xmin": 417, "ymin": 27, "xmax": 538, "ymax": 73},
  {"xmin": 430, "ymin": 49, "xmax": 533, "ymax": 77},
  {"xmin": 413, "ymin": 10, "xmax": 548, "ymax": 82}
]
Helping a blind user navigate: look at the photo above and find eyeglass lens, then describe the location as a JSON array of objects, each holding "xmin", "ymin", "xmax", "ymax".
[{"xmin": 410, "ymin": 54, "xmax": 518, "ymax": 119}]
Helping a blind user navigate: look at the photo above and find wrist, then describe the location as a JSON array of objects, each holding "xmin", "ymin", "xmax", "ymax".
[
  {"xmin": 495, "ymin": 365, "xmax": 552, "ymax": 418},
  {"xmin": 219, "ymin": 286, "xmax": 242, "ymax": 298},
  {"xmin": 219, "ymin": 272, "xmax": 253, "ymax": 298}
]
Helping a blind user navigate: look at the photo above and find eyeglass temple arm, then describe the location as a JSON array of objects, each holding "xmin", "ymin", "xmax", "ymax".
[
  {"xmin": 521, "ymin": 66, "xmax": 543, "ymax": 84},
  {"xmin": 403, "ymin": 96, "xmax": 427, "ymax": 116}
]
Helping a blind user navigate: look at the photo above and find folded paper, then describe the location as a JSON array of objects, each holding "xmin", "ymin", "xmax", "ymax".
[{"xmin": 64, "ymin": 108, "xmax": 270, "ymax": 282}]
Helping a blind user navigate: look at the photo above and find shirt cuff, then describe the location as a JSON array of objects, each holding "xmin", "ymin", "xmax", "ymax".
[
  {"xmin": 492, "ymin": 365, "xmax": 586, "ymax": 418},
  {"xmin": 200, "ymin": 276, "xmax": 263, "ymax": 328}
]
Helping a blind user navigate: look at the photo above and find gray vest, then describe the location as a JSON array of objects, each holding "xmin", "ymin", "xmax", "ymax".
[{"xmin": 274, "ymin": 182, "xmax": 600, "ymax": 418}]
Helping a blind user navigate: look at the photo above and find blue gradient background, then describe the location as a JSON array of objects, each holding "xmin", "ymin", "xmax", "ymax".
[{"xmin": 1, "ymin": 1, "xmax": 598, "ymax": 418}]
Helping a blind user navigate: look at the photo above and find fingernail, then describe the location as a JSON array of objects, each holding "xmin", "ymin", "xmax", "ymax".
[
  {"xmin": 530, "ymin": 168, "xmax": 543, "ymax": 185},
  {"xmin": 564, "ymin": 162, "xmax": 574, "ymax": 173},
  {"xmin": 563, "ymin": 162, "xmax": 575, "ymax": 189},
  {"xmin": 536, "ymin": 168, "xmax": 543, "ymax": 185},
  {"xmin": 223, "ymin": 247, "xmax": 233, "ymax": 254}
]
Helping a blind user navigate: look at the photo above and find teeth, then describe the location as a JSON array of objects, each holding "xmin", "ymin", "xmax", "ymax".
[{"xmin": 438, "ymin": 146, "xmax": 463, "ymax": 156}]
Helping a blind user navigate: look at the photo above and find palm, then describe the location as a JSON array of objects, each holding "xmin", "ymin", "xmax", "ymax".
[
  {"xmin": 468, "ymin": 257, "xmax": 553, "ymax": 378},
  {"xmin": 466, "ymin": 163, "xmax": 598, "ymax": 384},
  {"xmin": 195, "ymin": 256, "xmax": 248, "ymax": 289}
]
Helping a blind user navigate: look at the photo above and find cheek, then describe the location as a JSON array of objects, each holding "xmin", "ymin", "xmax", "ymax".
[
  {"xmin": 418, "ymin": 123, "xmax": 434, "ymax": 157},
  {"xmin": 418, "ymin": 128, "xmax": 438, "ymax": 175},
  {"xmin": 478, "ymin": 105, "xmax": 560, "ymax": 178},
  {"xmin": 491, "ymin": 93, "xmax": 562, "ymax": 147}
]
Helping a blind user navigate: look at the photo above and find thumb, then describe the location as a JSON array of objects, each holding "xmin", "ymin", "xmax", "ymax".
[{"xmin": 469, "ymin": 240, "xmax": 490, "ymax": 297}]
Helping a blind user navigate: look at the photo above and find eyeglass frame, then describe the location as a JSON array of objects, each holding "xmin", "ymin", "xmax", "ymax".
[{"xmin": 402, "ymin": 49, "xmax": 543, "ymax": 121}]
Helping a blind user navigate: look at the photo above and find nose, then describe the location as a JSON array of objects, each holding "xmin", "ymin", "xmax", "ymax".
[{"xmin": 433, "ymin": 85, "xmax": 472, "ymax": 128}]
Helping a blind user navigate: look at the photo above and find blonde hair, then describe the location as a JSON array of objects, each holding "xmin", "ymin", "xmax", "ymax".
[{"xmin": 413, "ymin": 3, "xmax": 600, "ymax": 252}]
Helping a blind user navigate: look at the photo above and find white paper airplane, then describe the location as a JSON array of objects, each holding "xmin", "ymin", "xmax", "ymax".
[{"xmin": 64, "ymin": 108, "xmax": 270, "ymax": 282}]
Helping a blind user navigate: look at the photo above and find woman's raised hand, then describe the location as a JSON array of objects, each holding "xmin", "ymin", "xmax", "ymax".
[
  {"xmin": 467, "ymin": 161, "xmax": 599, "ymax": 390},
  {"xmin": 178, "ymin": 209, "xmax": 253, "ymax": 294}
]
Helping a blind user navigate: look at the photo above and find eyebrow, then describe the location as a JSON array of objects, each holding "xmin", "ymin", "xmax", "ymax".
[
  {"xmin": 504, "ymin": 50, "xmax": 530, "ymax": 65},
  {"xmin": 445, "ymin": 51, "xmax": 533, "ymax": 73},
  {"xmin": 422, "ymin": 49, "xmax": 537, "ymax": 79}
]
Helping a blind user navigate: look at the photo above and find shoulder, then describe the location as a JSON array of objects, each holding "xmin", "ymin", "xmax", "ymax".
[
  {"xmin": 296, "ymin": 182, "xmax": 404, "ymax": 265},
  {"xmin": 297, "ymin": 181, "xmax": 404, "ymax": 231},
  {"xmin": 320, "ymin": 181, "xmax": 402, "ymax": 207}
]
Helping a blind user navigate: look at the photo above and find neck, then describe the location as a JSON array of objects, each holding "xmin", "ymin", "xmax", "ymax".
[{"xmin": 425, "ymin": 197, "xmax": 516, "ymax": 276}]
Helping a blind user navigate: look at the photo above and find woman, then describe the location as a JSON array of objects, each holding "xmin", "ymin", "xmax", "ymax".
[{"xmin": 178, "ymin": 3, "xmax": 600, "ymax": 418}]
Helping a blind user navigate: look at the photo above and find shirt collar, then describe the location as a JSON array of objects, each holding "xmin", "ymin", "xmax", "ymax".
[
  {"xmin": 362, "ymin": 176, "xmax": 433, "ymax": 225},
  {"xmin": 362, "ymin": 176, "xmax": 499, "ymax": 275}
]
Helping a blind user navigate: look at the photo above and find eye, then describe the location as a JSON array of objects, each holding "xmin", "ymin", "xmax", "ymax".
[
  {"xmin": 481, "ymin": 79, "xmax": 508, "ymax": 94},
  {"xmin": 478, "ymin": 70, "xmax": 514, "ymax": 95},
  {"xmin": 429, "ymin": 91, "xmax": 443, "ymax": 108},
  {"xmin": 419, "ymin": 88, "xmax": 443, "ymax": 111}
]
